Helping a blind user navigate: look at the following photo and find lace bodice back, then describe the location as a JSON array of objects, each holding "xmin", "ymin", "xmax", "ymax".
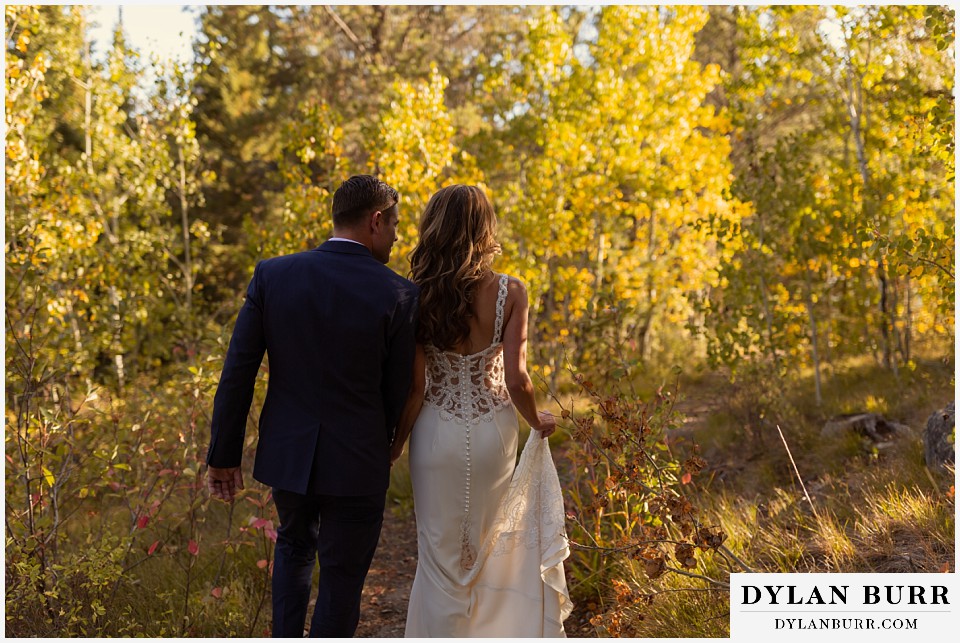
[{"xmin": 423, "ymin": 274, "xmax": 512, "ymax": 425}]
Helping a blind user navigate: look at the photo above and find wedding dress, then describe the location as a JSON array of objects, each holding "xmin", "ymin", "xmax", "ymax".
[{"xmin": 405, "ymin": 274, "xmax": 573, "ymax": 637}]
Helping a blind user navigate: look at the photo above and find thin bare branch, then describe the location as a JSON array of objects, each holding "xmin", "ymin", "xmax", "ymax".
[
  {"xmin": 664, "ymin": 566, "xmax": 730, "ymax": 588},
  {"xmin": 776, "ymin": 424, "xmax": 823, "ymax": 523},
  {"xmin": 323, "ymin": 5, "xmax": 367, "ymax": 54}
]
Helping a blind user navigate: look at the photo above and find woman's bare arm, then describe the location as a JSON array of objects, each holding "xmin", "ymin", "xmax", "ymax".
[{"xmin": 501, "ymin": 279, "xmax": 556, "ymax": 438}]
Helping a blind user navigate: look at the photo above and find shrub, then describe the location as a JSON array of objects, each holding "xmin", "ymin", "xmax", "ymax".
[{"xmin": 556, "ymin": 368, "xmax": 751, "ymax": 637}]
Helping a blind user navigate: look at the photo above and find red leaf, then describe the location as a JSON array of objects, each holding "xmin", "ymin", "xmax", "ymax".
[
  {"xmin": 257, "ymin": 559, "xmax": 268, "ymax": 569},
  {"xmin": 265, "ymin": 526, "xmax": 278, "ymax": 543},
  {"xmin": 5, "ymin": 454, "xmax": 13, "ymax": 464},
  {"xmin": 681, "ymin": 472, "xmax": 692, "ymax": 485},
  {"xmin": 157, "ymin": 469, "xmax": 174, "ymax": 476},
  {"xmin": 940, "ymin": 562, "xmax": 951, "ymax": 573},
  {"xmin": 251, "ymin": 517, "xmax": 272, "ymax": 530},
  {"xmin": 211, "ymin": 587, "xmax": 222, "ymax": 599},
  {"xmin": 137, "ymin": 515, "xmax": 149, "ymax": 529},
  {"xmin": 188, "ymin": 539, "xmax": 199, "ymax": 556},
  {"xmin": 148, "ymin": 540, "xmax": 160, "ymax": 555}
]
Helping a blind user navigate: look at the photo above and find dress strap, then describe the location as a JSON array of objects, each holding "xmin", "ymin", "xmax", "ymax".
[{"xmin": 492, "ymin": 274, "xmax": 509, "ymax": 345}]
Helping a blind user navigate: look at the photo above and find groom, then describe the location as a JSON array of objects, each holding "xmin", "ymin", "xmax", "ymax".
[{"xmin": 205, "ymin": 175, "xmax": 419, "ymax": 637}]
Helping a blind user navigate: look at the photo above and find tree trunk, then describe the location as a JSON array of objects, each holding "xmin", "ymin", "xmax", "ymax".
[
  {"xmin": 83, "ymin": 37, "xmax": 125, "ymax": 392},
  {"xmin": 540, "ymin": 258, "xmax": 560, "ymax": 393},
  {"xmin": 595, "ymin": 232, "xmax": 606, "ymax": 297},
  {"xmin": 755, "ymin": 218, "xmax": 781, "ymax": 372},
  {"xmin": 843, "ymin": 62, "xmax": 898, "ymax": 376},
  {"xmin": 821, "ymin": 266, "xmax": 835, "ymax": 370},
  {"xmin": 636, "ymin": 202, "xmax": 657, "ymax": 363},
  {"xmin": 903, "ymin": 277, "xmax": 913, "ymax": 362},
  {"xmin": 877, "ymin": 259, "xmax": 899, "ymax": 379},
  {"xmin": 803, "ymin": 268, "xmax": 822, "ymax": 407},
  {"xmin": 636, "ymin": 307, "xmax": 654, "ymax": 363},
  {"xmin": 109, "ymin": 285, "xmax": 125, "ymax": 392},
  {"xmin": 844, "ymin": 70, "xmax": 871, "ymax": 189},
  {"xmin": 891, "ymin": 273, "xmax": 905, "ymax": 362},
  {"xmin": 758, "ymin": 273, "xmax": 780, "ymax": 368},
  {"xmin": 178, "ymin": 144, "xmax": 195, "ymax": 350},
  {"xmin": 63, "ymin": 298, "xmax": 93, "ymax": 390},
  {"xmin": 588, "ymin": 214, "xmax": 606, "ymax": 324}
]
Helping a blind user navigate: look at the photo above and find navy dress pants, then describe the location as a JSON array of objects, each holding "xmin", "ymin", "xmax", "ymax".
[{"xmin": 270, "ymin": 489, "xmax": 385, "ymax": 638}]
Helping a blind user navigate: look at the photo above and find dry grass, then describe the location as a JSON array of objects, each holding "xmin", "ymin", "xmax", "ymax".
[
  {"xmin": 616, "ymin": 574, "xmax": 730, "ymax": 638},
  {"xmin": 852, "ymin": 481, "xmax": 955, "ymax": 573},
  {"xmin": 594, "ymin": 346, "xmax": 955, "ymax": 637}
]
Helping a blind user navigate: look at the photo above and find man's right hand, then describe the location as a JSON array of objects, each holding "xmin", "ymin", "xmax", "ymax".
[{"xmin": 207, "ymin": 465, "xmax": 244, "ymax": 502}]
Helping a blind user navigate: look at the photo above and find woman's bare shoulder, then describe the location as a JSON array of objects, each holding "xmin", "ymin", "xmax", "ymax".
[{"xmin": 500, "ymin": 274, "xmax": 528, "ymax": 307}]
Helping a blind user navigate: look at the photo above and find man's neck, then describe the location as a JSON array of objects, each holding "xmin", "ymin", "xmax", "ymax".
[{"xmin": 329, "ymin": 227, "xmax": 371, "ymax": 248}]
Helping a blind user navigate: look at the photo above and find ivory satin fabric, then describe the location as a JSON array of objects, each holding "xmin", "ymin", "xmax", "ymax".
[{"xmin": 406, "ymin": 404, "xmax": 572, "ymax": 637}]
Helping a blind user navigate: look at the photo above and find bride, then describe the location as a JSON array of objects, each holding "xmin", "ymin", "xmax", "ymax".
[{"xmin": 391, "ymin": 184, "xmax": 572, "ymax": 637}]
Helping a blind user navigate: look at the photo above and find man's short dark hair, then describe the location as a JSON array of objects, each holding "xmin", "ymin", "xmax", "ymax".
[{"xmin": 332, "ymin": 175, "xmax": 399, "ymax": 228}]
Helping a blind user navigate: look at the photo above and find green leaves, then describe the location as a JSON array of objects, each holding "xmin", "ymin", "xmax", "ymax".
[
  {"xmin": 925, "ymin": 5, "xmax": 955, "ymax": 51},
  {"xmin": 699, "ymin": 5, "xmax": 954, "ymax": 381}
]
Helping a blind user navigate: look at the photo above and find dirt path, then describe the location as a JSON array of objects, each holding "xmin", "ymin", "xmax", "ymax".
[
  {"xmin": 669, "ymin": 370, "xmax": 728, "ymax": 436},
  {"xmin": 355, "ymin": 508, "xmax": 419, "ymax": 637}
]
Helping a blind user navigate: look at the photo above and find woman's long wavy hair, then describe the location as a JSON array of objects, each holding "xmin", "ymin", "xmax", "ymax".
[{"xmin": 409, "ymin": 185, "xmax": 501, "ymax": 350}]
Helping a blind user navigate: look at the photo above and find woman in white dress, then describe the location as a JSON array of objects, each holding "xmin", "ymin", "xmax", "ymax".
[{"xmin": 390, "ymin": 185, "xmax": 572, "ymax": 637}]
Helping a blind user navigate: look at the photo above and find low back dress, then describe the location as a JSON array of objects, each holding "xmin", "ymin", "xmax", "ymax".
[{"xmin": 405, "ymin": 274, "xmax": 572, "ymax": 637}]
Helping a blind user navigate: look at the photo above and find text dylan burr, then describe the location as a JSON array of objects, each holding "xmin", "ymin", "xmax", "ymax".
[{"xmin": 742, "ymin": 584, "xmax": 949, "ymax": 606}]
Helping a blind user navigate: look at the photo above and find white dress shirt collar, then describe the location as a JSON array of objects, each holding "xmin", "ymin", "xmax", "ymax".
[{"xmin": 328, "ymin": 237, "xmax": 365, "ymax": 247}]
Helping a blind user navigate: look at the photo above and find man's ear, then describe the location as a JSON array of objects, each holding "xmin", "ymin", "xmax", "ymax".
[{"xmin": 369, "ymin": 210, "xmax": 383, "ymax": 233}]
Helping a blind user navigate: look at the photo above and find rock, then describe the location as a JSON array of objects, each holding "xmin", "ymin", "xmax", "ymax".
[
  {"xmin": 821, "ymin": 413, "xmax": 912, "ymax": 443},
  {"xmin": 923, "ymin": 402, "xmax": 955, "ymax": 473}
]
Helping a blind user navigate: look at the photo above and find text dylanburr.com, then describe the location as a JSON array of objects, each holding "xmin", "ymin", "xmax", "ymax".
[{"xmin": 730, "ymin": 573, "xmax": 957, "ymax": 640}]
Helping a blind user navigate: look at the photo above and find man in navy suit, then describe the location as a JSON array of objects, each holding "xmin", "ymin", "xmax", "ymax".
[{"xmin": 205, "ymin": 175, "xmax": 419, "ymax": 637}]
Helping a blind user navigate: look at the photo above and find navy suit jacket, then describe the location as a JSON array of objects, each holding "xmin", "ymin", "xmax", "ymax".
[{"xmin": 206, "ymin": 240, "xmax": 419, "ymax": 496}]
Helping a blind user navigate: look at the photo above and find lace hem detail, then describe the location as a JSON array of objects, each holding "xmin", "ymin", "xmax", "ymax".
[
  {"xmin": 459, "ymin": 516, "xmax": 476, "ymax": 571},
  {"xmin": 487, "ymin": 431, "xmax": 567, "ymax": 559}
]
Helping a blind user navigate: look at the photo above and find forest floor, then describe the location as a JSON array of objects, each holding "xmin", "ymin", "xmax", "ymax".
[{"xmin": 353, "ymin": 509, "xmax": 418, "ymax": 637}]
